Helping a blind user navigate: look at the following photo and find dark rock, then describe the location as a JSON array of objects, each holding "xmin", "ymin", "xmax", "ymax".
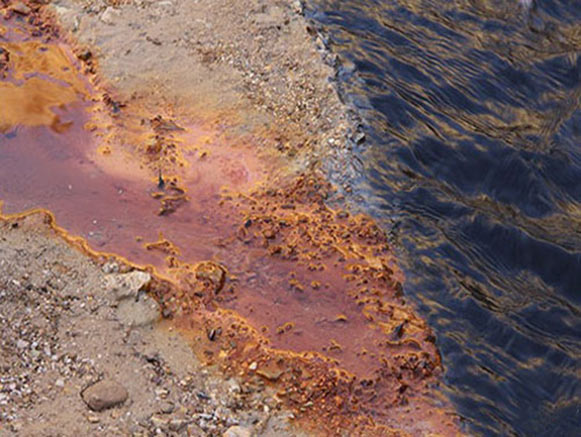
[{"xmin": 78, "ymin": 50, "xmax": 92, "ymax": 62}]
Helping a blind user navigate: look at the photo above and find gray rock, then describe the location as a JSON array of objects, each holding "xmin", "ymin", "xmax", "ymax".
[
  {"xmin": 104, "ymin": 271, "xmax": 151, "ymax": 301},
  {"xmin": 116, "ymin": 294, "xmax": 160, "ymax": 327},
  {"xmin": 100, "ymin": 6, "xmax": 119, "ymax": 25},
  {"xmin": 159, "ymin": 401, "xmax": 174, "ymax": 414},
  {"xmin": 82, "ymin": 379, "xmax": 128, "ymax": 411}
]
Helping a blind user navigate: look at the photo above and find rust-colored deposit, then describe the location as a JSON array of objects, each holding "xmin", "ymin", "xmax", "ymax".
[{"xmin": 0, "ymin": 3, "xmax": 460, "ymax": 436}]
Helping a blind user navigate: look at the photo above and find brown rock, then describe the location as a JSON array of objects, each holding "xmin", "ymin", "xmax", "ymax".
[
  {"xmin": 195, "ymin": 261, "xmax": 226, "ymax": 292},
  {"xmin": 256, "ymin": 362, "xmax": 283, "ymax": 381},
  {"xmin": 11, "ymin": 2, "xmax": 31, "ymax": 15},
  {"xmin": 82, "ymin": 379, "xmax": 128, "ymax": 411}
]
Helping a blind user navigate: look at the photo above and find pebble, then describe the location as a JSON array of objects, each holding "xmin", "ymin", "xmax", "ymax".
[
  {"xmin": 159, "ymin": 401, "xmax": 174, "ymax": 414},
  {"xmin": 100, "ymin": 6, "xmax": 119, "ymax": 25},
  {"xmin": 104, "ymin": 271, "xmax": 151, "ymax": 301},
  {"xmin": 82, "ymin": 379, "xmax": 129, "ymax": 411},
  {"xmin": 353, "ymin": 132, "xmax": 366, "ymax": 144},
  {"xmin": 11, "ymin": 2, "xmax": 31, "ymax": 15},
  {"xmin": 150, "ymin": 415, "xmax": 169, "ymax": 428},
  {"xmin": 292, "ymin": 0, "xmax": 303, "ymax": 15},
  {"xmin": 168, "ymin": 418, "xmax": 187, "ymax": 432},
  {"xmin": 102, "ymin": 261, "xmax": 119, "ymax": 274},
  {"xmin": 87, "ymin": 415, "xmax": 100, "ymax": 424},
  {"xmin": 223, "ymin": 425, "xmax": 253, "ymax": 437}
]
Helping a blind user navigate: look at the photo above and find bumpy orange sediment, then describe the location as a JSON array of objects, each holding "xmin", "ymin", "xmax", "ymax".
[{"xmin": 0, "ymin": 5, "xmax": 461, "ymax": 436}]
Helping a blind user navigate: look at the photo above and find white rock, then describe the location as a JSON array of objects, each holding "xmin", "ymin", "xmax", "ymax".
[
  {"xmin": 223, "ymin": 426, "xmax": 253, "ymax": 437},
  {"xmin": 100, "ymin": 7, "xmax": 119, "ymax": 25},
  {"xmin": 103, "ymin": 271, "xmax": 151, "ymax": 301},
  {"xmin": 16, "ymin": 339, "xmax": 28, "ymax": 349}
]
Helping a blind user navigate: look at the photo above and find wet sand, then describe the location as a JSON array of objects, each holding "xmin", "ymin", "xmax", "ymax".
[{"xmin": 0, "ymin": 1, "xmax": 462, "ymax": 435}]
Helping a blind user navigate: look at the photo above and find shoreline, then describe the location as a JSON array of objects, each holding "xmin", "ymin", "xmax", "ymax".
[{"xmin": 1, "ymin": 1, "xmax": 462, "ymax": 435}]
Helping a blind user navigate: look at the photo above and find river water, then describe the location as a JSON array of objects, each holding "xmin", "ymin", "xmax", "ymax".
[{"xmin": 308, "ymin": 0, "xmax": 581, "ymax": 435}]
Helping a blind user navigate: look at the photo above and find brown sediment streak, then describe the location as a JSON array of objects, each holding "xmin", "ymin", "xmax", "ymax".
[{"xmin": 0, "ymin": 3, "xmax": 461, "ymax": 435}]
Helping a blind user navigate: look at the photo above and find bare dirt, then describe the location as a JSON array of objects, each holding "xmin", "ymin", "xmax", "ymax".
[{"xmin": 0, "ymin": 0, "xmax": 464, "ymax": 435}]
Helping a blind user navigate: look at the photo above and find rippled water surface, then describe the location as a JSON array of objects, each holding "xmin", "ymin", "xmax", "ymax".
[{"xmin": 308, "ymin": 0, "xmax": 581, "ymax": 435}]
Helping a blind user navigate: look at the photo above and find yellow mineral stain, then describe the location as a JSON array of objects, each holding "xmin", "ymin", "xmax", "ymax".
[
  {"xmin": 0, "ymin": 78, "xmax": 78, "ymax": 130},
  {"xmin": 0, "ymin": 41, "xmax": 90, "ymax": 131}
]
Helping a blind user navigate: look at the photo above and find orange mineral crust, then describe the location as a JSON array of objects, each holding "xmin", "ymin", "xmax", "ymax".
[
  {"xmin": 155, "ymin": 175, "xmax": 460, "ymax": 436},
  {"xmin": 0, "ymin": 9, "xmax": 272, "ymax": 269},
  {"xmin": 0, "ymin": 4, "xmax": 462, "ymax": 435}
]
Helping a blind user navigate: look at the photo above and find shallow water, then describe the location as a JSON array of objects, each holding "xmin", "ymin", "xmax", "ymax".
[
  {"xmin": 309, "ymin": 0, "xmax": 581, "ymax": 435},
  {"xmin": 0, "ymin": 14, "xmax": 445, "ymax": 425}
]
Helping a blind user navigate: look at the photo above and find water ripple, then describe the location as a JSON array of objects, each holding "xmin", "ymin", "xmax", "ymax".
[{"xmin": 309, "ymin": 0, "xmax": 581, "ymax": 434}]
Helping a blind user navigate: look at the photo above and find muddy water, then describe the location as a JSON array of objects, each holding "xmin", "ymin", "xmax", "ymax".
[
  {"xmin": 308, "ymin": 0, "xmax": 581, "ymax": 435},
  {"xmin": 0, "ymin": 19, "xmax": 266, "ymax": 267},
  {"xmin": 0, "ymin": 10, "xmax": 452, "ymax": 432}
]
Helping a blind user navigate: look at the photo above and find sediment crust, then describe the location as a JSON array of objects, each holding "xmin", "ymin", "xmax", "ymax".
[
  {"xmin": 0, "ymin": 1, "xmax": 463, "ymax": 435},
  {"xmin": 0, "ymin": 211, "xmax": 307, "ymax": 437}
]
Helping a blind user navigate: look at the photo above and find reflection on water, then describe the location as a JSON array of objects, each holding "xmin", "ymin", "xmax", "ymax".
[{"xmin": 309, "ymin": 0, "xmax": 581, "ymax": 434}]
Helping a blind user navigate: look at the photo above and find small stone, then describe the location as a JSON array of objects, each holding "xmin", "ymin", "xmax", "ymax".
[
  {"xmin": 102, "ymin": 261, "xmax": 119, "ymax": 274},
  {"xmin": 55, "ymin": 379, "xmax": 65, "ymax": 388},
  {"xmin": 159, "ymin": 401, "xmax": 174, "ymax": 414},
  {"xmin": 104, "ymin": 271, "xmax": 151, "ymax": 301},
  {"xmin": 223, "ymin": 425, "xmax": 253, "ymax": 437},
  {"xmin": 169, "ymin": 419, "xmax": 187, "ymax": 432},
  {"xmin": 187, "ymin": 423, "xmax": 205, "ymax": 437},
  {"xmin": 87, "ymin": 415, "xmax": 100, "ymax": 424},
  {"xmin": 150, "ymin": 415, "xmax": 169, "ymax": 428},
  {"xmin": 353, "ymin": 132, "xmax": 366, "ymax": 144},
  {"xmin": 16, "ymin": 339, "xmax": 28, "ymax": 349},
  {"xmin": 155, "ymin": 388, "xmax": 169, "ymax": 398},
  {"xmin": 100, "ymin": 6, "xmax": 119, "ymax": 25},
  {"xmin": 292, "ymin": 0, "xmax": 303, "ymax": 15},
  {"xmin": 11, "ymin": 2, "xmax": 31, "ymax": 15},
  {"xmin": 248, "ymin": 362, "xmax": 257, "ymax": 371},
  {"xmin": 256, "ymin": 362, "xmax": 283, "ymax": 381},
  {"xmin": 82, "ymin": 379, "xmax": 129, "ymax": 411}
]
